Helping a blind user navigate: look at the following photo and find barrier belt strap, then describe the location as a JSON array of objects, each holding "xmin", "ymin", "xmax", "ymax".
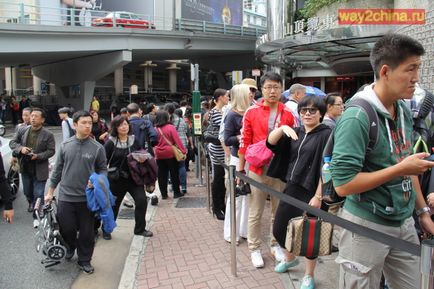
[{"xmin": 201, "ymin": 143, "xmax": 421, "ymax": 256}]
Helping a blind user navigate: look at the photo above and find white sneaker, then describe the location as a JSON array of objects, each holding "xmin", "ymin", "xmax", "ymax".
[
  {"xmin": 33, "ymin": 219, "xmax": 40, "ymax": 228},
  {"xmin": 251, "ymin": 250, "xmax": 264, "ymax": 268},
  {"xmin": 271, "ymin": 245, "xmax": 286, "ymax": 263}
]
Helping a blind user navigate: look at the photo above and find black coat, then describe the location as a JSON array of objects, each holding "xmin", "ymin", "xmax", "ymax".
[{"xmin": 266, "ymin": 124, "xmax": 331, "ymax": 194}]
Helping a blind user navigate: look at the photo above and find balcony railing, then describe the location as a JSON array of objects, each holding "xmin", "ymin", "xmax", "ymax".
[{"xmin": 0, "ymin": 2, "xmax": 266, "ymax": 37}]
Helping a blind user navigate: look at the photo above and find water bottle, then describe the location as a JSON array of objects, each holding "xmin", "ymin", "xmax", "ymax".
[
  {"xmin": 321, "ymin": 156, "xmax": 332, "ymax": 184},
  {"xmin": 321, "ymin": 156, "xmax": 334, "ymax": 202}
]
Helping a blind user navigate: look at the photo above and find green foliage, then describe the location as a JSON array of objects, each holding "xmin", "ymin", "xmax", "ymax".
[{"xmin": 304, "ymin": 0, "xmax": 346, "ymax": 17}]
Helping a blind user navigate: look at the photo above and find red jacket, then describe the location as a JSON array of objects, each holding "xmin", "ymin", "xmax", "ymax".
[
  {"xmin": 239, "ymin": 100, "xmax": 295, "ymax": 175},
  {"xmin": 154, "ymin": 124, "xmax": 187, "ymax": 160}
]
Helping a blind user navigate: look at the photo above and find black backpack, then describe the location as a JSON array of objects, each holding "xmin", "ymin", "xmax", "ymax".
[{"xmin": 321, "ymin": 98, "xmax": 379, "ymax": 205}]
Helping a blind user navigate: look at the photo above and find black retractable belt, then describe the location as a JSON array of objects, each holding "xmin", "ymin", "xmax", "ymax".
[{"xmin": 207, "ymin": 145, "xmax": 421, "ymax": 257}]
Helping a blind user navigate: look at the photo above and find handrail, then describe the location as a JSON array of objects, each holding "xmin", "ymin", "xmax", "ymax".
[{"xmin": 0, "ymin": 1, "xmax": 266, "ymax": 37}]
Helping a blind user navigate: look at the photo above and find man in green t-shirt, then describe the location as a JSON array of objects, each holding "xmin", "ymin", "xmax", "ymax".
[{"xmin": 331, "ymin": 33, "xmax": 434, "ymax": 289}]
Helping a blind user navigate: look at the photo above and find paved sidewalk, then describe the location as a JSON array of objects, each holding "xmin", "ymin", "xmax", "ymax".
[{"xmin": 129, "ymin": 170, "xmax": 339, "ymax": 289}]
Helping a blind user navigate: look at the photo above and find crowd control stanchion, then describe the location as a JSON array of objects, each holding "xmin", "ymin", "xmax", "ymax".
[
  {"xmin": 205, "ymin": 150, "xmax": 211, "ymax": 213},
  {"xmin": 194, "ymin": 139, "xmax": 204, "ymax": 187},
  {"xmin": 228, "ymin": 165, "xmax": 237, "ymax": 277},
  {"xmin": 420, "ymin": 238, "xmax": 434, "ymax": 289}
]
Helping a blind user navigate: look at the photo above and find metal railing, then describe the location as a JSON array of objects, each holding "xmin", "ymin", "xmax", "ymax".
[{"xmin": 0, "ymin": 2, "xmax": 266, "ymax": 37}]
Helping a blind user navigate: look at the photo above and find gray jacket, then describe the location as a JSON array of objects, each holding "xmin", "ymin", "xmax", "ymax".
[
  {"xmin": 49, "ymin": 136, "xmax": 107, "ymax": 202},
  {"xmin": 9, "ymin": 126, "xmax": 55, "ymax": 181}
]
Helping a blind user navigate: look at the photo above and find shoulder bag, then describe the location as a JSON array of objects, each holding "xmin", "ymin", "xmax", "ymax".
[
  {"xmin": 245, "ymin": 111, "xmax": 281, "ymax": 168},
  {"xmin": 285, "ymin": 213, "xmax": 333, "ymax": 258},
  {"xmin": 158, "ymin": 128, "xmax": 186, "ymax": 161}
]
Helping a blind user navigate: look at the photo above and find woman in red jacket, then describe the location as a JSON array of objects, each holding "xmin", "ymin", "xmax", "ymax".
[{"xmin": 154, "ymin": 110, "xmax": 187, "ymax": 199}]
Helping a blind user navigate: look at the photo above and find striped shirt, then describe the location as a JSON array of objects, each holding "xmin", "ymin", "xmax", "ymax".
[
  {"xmin": 207, "ymin": 108, "xmax": 225, "ymax": 165},
  {"xmin": 172, "ymin": 115, "xmax": 189, "ymax": 149}
]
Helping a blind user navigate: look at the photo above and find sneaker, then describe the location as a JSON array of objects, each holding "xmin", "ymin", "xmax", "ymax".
[
  {"xmin": 251, "ymin": 250, "xmax": 264, "ymax": 268},
  {"xmin": 136, "ymin": 230, "xmax": 153, "ymax": 237},
  {"xmin": 78, "ymin": 262, "xmax": 95, "ymax": 274},
  {"xmin": 123, "ymin": 200, "xmax": 134, "ymax": 208},
  {"xmin": 102, "ymin": 231, "xmax": 112, "ymax": 240},
  {"xmin": 33, "ymin": 219, "xmax": 40, "ymax": 228},
  {"xmin": 271, "ymin": 245, "xmax": 286, "ymax": 263},
  {"xmin": 300, "ymin": 275, "xmax": 315, "ymax": 289},
  {"xmin": 274, "ymin": 258, "xmax": 300, "ymax": 273}
]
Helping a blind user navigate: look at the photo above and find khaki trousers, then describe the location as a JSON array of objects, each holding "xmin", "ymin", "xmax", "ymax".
[
  {"xmin": 247, "ymin": 169, "xmax": 284, "ymax": 252},
  {"xmin": 337, "ymin": 210, "xmax": 420, "ymax": 289}
]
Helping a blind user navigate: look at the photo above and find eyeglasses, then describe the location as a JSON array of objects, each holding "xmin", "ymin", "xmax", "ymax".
[
  {"xmin": 262, "ymin": 86, "xmax": 281, "ymax": 91},
  {"xmin": 250, "ymin": 87, "xmax": 257, "ymax": 93},
  {"xmin": 299, "ymin": 107, "xmax": 319, "ymax": 115}
]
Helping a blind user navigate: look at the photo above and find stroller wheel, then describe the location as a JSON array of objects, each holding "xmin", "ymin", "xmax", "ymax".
[{"xmin": 47, "ymin": 245, "xmax": 66, "ymax": 260}]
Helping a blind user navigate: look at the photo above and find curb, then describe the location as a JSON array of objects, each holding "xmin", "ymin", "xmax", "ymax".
[{"xmin": 117, "ymin": 196, "xmax": 159, "ymax": 289}]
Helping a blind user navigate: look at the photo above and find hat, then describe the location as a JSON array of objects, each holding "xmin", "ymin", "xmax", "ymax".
[
  {"xmin": 241, "ymin": 78, "xmax": 257, "ymax": 90},
  {"xmin": 57, "ymin": 107, "xmax": 70, "ymax": 114}
]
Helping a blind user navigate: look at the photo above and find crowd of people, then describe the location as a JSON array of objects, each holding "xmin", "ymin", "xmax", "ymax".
[{"xmin": 1, "ymin": 33, "xmax": 434, "ymax": 289}]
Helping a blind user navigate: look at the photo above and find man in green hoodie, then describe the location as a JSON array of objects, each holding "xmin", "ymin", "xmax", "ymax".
[{"xmin": 331, "ymin": 33, "xmax": 434, "ymax": 289}]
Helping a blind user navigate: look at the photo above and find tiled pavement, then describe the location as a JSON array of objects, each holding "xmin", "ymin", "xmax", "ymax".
[{"xmin": 134, "ymin": 170, "xmax": 339, "ymax": 289}]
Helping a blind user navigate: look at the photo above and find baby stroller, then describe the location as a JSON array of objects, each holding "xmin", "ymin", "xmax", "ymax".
[{"xmin": 34, "ymin": 198, "xmax": 69, "ymax": 268}]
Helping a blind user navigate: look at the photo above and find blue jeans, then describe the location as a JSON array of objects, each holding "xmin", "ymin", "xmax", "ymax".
[
  {"xmin": 22, "ymin": 173, "xmax": 46, "ymax": 217},
  {"xmin": 178, "ymin": 160, "xmax": 187, "ymax": 191}
]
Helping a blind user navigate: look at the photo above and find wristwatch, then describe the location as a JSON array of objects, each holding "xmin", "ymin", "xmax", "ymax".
[{"xmin": 416, "ymin": 206, "xmax": 431, "ymax": 217}]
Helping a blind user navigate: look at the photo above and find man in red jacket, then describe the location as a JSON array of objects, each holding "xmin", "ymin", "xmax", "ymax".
[{"xmin": 238, "ymin": 72, "xmax": 296, "ymax": 268}]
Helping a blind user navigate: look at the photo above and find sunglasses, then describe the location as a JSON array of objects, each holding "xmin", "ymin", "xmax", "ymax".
[{"xmin": 299, "ymin": 107, "xmax": 319, "ymax": 115}]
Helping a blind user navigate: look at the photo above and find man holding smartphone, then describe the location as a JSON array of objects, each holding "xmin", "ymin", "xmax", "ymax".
[{"xmin": 9, "ymin": 108, "xmax": 55, "ymax": 227}]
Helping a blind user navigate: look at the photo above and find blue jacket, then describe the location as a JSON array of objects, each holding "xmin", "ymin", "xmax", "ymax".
[{"xmin": 86, "ymin": 173, "xmax": 116, "ymax": 233}]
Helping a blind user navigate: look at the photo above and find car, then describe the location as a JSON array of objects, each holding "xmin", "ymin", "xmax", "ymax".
[{"xmin": 92, "ymin": 12, "xmax": 156, "ymax": 29}]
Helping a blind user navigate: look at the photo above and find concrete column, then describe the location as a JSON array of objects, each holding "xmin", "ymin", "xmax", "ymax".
[
  {"xmin": 49, "ymin": 83, "xmax": 56, "ymax": 96},
  {"xmin": 140, "ymin": 61, "xmax": 157, "ymax": 93},
  {"xmin": 81, "ymin": 81, "xmax": 96, "ymax": 110},
  {"xmin": 5, "ymin": 67, "xmax": 17, "ymax": 96},
  {"xmin": 166, "ymin": 63, "xmax": 180, "ymax": 93},
  {"xmin": 114, "ymin": 67, "xmax": 123, "ymax": 96},
  {"xmin": 267, "ymin": 0, "xmax": 287, "ymax": 74},
  {"xmin": 33, "ymin": 76, "xmax": 42, "ymax": 95}
]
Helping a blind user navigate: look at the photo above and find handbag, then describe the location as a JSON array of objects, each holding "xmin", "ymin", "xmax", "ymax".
[
  {"xmin": 285, "ymin": 214, "xmax": 333, "ymax": 258},
  {"xmin": 203, "ymin": 110, "xmax": 221, "ymax": 145},
  {"xmin": 244, "ymin": 112, "xmax": 281, "ymax": 168},
  {"xmin": 158, "ymin": 128, "xmax": 186, "ymax": 162},
  {"xmin": 106, "ymin": 139, "xmax": 130, "ymax": 182}
]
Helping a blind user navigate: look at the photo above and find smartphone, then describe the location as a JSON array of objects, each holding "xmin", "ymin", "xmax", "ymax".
[{"xmin": 424, "ymin": 155, "xmax": 434, "ymax": 161}]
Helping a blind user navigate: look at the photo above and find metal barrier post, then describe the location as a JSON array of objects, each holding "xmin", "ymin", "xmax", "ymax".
[
  {"xmin": 229, "ymin": 166, "xmax": 237, "ymax": 277},
  {"xmin": 205, "ymin": 152, "xmax": 211, "ymax": 213},
  {"xmin": 421, "ymin": 239, "xmax": 434, "ymax": 289},
  {"xmin": 194, "ymin": 141, "xmax": 204, "ymax": 187}
]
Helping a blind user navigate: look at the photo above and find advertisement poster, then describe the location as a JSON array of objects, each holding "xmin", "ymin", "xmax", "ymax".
[{"xmin": 181, "ymin": 0, "xmax": 243, "ymax": 26}]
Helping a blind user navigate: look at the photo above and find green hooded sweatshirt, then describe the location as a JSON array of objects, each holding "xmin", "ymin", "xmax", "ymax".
[{"xmin": 331, "ymin": 84, "xmax": 415, "ymax": 227}]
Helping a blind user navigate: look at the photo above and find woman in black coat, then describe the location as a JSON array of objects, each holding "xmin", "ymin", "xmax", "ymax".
[
  {"xmin": 266, "ymin": 96, "xmax": 331, "ymax": 288},
  {"xmin": 104, "ymin": 116, "xmax": 152, "ymax": 239}
]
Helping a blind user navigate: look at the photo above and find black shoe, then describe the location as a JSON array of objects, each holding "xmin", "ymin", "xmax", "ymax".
[
  {"xmin": 123, "ymin": 200, "xmax": 134, "ymax": 208},
  {"xmin": 161, "ymin": 195, "xmax": 168, "ymax": 200},
  {"xmin": 214, "ymin": 210, "xmax": 225, "ymax": 221},
  {"xmin": 181, "ymin": 189, "xmax": 187, "ymax": 195},
  {"xmin": 136, "ymin": 230, "xmax": 153, "ymax": 237},
  {"xmin": 65, "ymin": 249, "xmax": 75, "ymax": 260},
  {"xmin": 173, "ymin": 194, "xmax": 183, "ymax": 199},
  {"xmin": 332, "ymin": 245, "xmax": 339, "ymax": 253},
  {"xmin": 150, "ymin": 196, "xmax": 158, "ymax": 206},
  {"xmin": 102, "ymin": 231, "xmax": 112, "ymax": 240},
  {"xmin": 78, "ymin": 262, "xmax": 94, "ymax": 274},
  {"xmin": 27, "ymin": 202, "xmax": 33, "ymax": 213}
]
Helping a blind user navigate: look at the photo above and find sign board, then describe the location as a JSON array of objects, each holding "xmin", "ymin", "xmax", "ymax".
[
  {"xmin": 252, "ymin": 69, "xmax": 261, "ymax": 77},
  {"xmin": 232, "ymin": 71, "xmax": 243, "ymax": 86},
  {"xmin": 193, "ymin": 113, "xmax": 202, "ymax": 135},
  {"xmin": 181, "ymin": 0, "xmax": 243, "ymax": 26},
  {"xmin": 130, "ymin": 85, "xmax": 138, "ymax": 94}
]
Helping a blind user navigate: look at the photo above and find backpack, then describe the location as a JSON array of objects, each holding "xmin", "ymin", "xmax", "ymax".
[
  {"xmin": 65, "ymin": 119, "xmax": 75, "ymax": 138},
  {"xmin": 411, "ymin": 89, "xmax": 434, "ymax": 197},
  {"xmin": 321, "ymin": 98, "xmax": 379, "ymax": 205}
]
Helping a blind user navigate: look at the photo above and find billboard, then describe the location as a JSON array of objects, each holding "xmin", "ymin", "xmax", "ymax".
[{"xmin": 181, "ymin": 0, "xmax": 243, "ymax": 26}]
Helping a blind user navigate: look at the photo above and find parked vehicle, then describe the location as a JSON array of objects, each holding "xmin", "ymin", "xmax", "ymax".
[{"xmin": 92, "ymin": 12, "xmax": 155, "ymax": 29}]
